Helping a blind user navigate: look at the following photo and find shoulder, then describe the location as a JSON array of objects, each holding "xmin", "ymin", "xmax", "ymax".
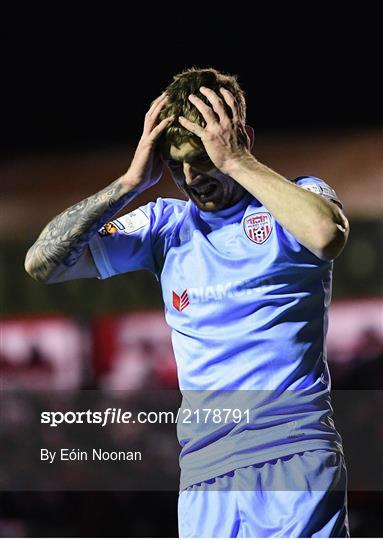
[
  {"xmin": 120, "ymin": 197, "xmax": 187, "ymax": 225},
  {"xmin": 144, "ymin": 196, "xmax": 187, "ymax": 215},
  {"xmin": 156, "ymin": 197, "xmax": 187, "ymax": 211},
  {"xmin": 146, "ymin": 197, "xmax": 188, "ymax": 225},
  {"xmin": 293, "ymin": 176, "xmax": 343, "ymax": 208}
]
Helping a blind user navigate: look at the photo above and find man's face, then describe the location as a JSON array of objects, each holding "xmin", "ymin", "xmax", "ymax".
[{"xmin": 162, "ymin": 141, "xmax": 246, "ymax": 212}]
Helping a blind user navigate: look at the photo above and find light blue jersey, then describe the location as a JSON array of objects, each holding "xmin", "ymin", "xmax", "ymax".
[{"xmin": 89, "ymin": 176, "xmax": 345, "ymax": 490}]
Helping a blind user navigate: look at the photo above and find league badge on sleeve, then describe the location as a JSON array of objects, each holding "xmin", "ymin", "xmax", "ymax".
[
  {"xmin": 98, "ymin": 219, "xmax": 125, "ymax": 237},
  {"xmin": 244, "ymin": 212, "xmax": 273, "ymax": 244},
  {"xmin": 297, "ymin": 179, "xmax": 343, "ymax": 207},
  {"xmin": 97, "ymin": 209, "xmax": 149, "ymax": 237}
]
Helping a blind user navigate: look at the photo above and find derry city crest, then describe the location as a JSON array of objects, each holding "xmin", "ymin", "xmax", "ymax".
[{"xmin": 244, "ymin": 212, "xmax": 273, "ymax": 244}]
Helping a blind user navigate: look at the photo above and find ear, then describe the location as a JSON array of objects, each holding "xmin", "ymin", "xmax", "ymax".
[{"xmin": 245, "ymin": 125, "xmax": 255, "ymax": 149}]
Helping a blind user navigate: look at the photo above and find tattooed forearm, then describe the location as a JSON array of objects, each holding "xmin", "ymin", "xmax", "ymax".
[{"xmin": 25, "ymin": 178, "xmax": 138, "ymax": 282}]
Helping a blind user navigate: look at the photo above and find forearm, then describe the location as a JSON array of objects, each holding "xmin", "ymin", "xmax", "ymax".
[
  {"xmin": 25, "ymin": 174, "xmax": 139, "ymax": 282},
  {"xmin": 227, "ymin": 154, "xmax": 349, "ymax": 259}
]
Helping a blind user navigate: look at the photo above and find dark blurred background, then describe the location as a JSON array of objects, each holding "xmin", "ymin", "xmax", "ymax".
[{"xmin": 1, "ymin": 7, "xmax": 382, "ymax": 538}]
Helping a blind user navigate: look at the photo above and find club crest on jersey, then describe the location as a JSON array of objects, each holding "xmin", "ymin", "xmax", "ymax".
[
  {"xmin": 244, "ymin": 212, "xmax": 272, "ymax": 244},
  {"xmin": 172, "ymin": 290, "xmax": 190, "ymax": 312}
]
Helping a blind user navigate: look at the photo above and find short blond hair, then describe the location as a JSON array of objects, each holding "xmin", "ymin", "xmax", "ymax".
[{"xmin": 159, "ymin": 67, "xmax": 247, "ymax": 148}]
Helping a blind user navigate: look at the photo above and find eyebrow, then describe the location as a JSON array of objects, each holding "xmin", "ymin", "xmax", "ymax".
[{"xmin": 168, "ymin": 152, "xmax": 208, "ymax": 164}]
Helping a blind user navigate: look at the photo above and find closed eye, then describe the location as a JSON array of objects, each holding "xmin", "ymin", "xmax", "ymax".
[
  {"xmin": 192, "ymin": 156, "xmax": 214, "ymax": 172},
  {"xmin": 194, "ymin": 156, "xmax": 211, "ymax": 166},
  {"xmin": 167, "ymin": 159, "xmax": 182, "ymax": 169},
  {"xmin": 167, "ymin": 155, "xmax": 213, "ymax": 171}
]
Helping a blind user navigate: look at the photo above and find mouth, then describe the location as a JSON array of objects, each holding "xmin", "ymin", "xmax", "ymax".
[{"xmin": 190, "ymin": 183, "xmax": 220, "ymax": 202}]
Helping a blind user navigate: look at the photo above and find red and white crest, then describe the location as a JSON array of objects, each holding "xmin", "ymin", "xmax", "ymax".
[{"xmin": 244, "ymin": 212, "xmax": 272, "ymax": 244}]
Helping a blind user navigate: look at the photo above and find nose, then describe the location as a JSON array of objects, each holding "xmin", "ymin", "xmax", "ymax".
[{"xmin": 183, "ymin": 162, "xmax": 200, "ymax": 186}]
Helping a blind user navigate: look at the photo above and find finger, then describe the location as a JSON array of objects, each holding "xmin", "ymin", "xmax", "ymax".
[
  {"xmin": 144, "ymin": 95, "xmax": 168, "ymax": 132},
  {"xmin": 178, "ymin": 116, "xmax": 205, "ymax": 138},
  {"xmin": 150, "ymin": 115, "xmax": 174, "ymax": 140},
  {"xmin": 199, "ymin": 87, "xmax": 228, "ymax": 123},
  {"xmin": 219, "ymin": 87, "xmax": 240, "ymax": 123},
  {"xmin": 149, "ymin": 92, "xmax": 167, "ymax": 109},
  {"xmin": 188, "ymin": 94, "xmax": 217, "ymax": 125},
  {"xmin": 147, "ymin": 93, "xmax": 167, "ymax": 117}
]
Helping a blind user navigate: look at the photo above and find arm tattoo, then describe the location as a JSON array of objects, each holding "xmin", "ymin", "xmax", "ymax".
[{"xmin": 25, "ymin": 178, "xmax": 138, "ymax": 281}]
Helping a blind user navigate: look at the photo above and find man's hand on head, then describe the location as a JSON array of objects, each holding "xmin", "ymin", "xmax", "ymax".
[
  {"xmin": 178, "ymin": 87, "xmax": 251, "ymax": 176},
  {"xmin": 123, "ymin": 93, "xmax": 174, "ymax": 193}
]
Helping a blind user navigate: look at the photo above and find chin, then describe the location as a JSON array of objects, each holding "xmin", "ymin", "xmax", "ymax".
[
  {"xmin": 192, "ymin": 194, "xmax": 237, "ymax": 211},
  {"xmin": 187, "ymin": 185, "xmax": 244, "ymax": 212},
  {"xmin": 191, "ymin": 196, "xmax": 223, "ymax": 211},
  {"xmin": 200, "ymin": 200, "xmax": 218, "ymax": 211}
]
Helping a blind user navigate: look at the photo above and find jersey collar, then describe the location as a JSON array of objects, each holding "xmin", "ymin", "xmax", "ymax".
[{"xmin": 197, "ymin": 192, "xmax": 254, "ymax": 226}]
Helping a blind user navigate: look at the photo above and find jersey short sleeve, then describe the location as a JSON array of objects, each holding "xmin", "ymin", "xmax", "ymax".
[
  {"xmin": 88, "ymin": 197, "xmax": 185, "ymax": 279},
  {"xmin": 294, "ymin": 176, "xmax": 343, "ymax": 208}
]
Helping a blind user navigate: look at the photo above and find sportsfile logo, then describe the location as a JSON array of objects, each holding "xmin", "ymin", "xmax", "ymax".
[{"xmin": 172, "ymin": 290, "xmax": 190, "ymax": 312}]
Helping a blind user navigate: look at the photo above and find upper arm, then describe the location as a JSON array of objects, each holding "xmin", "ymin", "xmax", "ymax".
[
  {"xmin": 88, "ymin": 198, "xmax": 184, "ymax": 279},
  {"xmin": 45, "ymin": 246, "xmax": 99, "ymax": 283},
  {"xmin": 46, "ymin": 198, "xmax": 183, "ymax": 283}
]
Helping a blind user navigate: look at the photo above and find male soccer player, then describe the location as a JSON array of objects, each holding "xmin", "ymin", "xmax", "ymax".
[{"xmin": 25, "ymin": 68, "xmax": 350, "ymax": 537}]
